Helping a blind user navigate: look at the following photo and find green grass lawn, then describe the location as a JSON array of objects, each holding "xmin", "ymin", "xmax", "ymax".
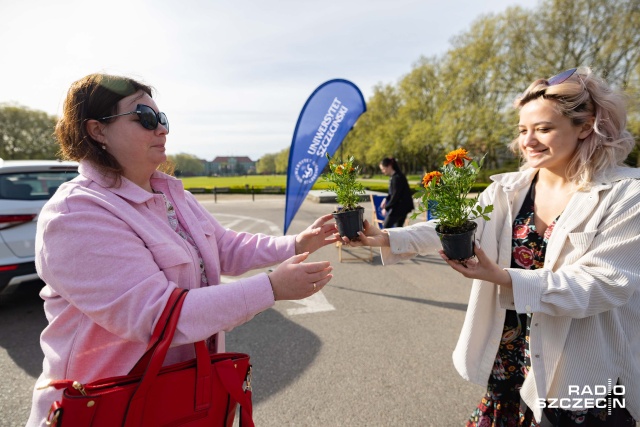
[
  {"xmin": 179, "ymin": 174, "xmax": 423, "ymax": 191},
  {"xmin": 179, "ymin": 174, "xmax": 488, "ymax": 194},
  {"xmin": 180, "ymin": 175, "xmax": 399, "ymax": 193},
  {"xmin": 181, "ymin": 175, "xmax": 289, "ymax": 189}
]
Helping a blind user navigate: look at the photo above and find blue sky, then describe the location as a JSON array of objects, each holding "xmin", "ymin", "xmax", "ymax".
[{"xmin": 0, "ymin": 0, "xmax": 534, "ymax": 161}]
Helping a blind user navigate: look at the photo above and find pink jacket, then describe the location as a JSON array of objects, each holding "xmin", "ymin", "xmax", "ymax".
[{"xmin": 28, "ymin": 161, "xmax": 295, "ymax": 426}]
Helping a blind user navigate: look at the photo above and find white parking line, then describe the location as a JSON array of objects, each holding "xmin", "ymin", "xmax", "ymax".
[
  {"xmin": 220, "ymin": 275, "xmax": 335, "ymax": 315},
  {"xmin": 212, "ymin": 215, "xmax": 334, "ymax": 316},
  {"xmin": 286, "ymin": 291, "xmax": 336, "ymax": 315},
  {"xmin": 213, "ymin": 213, "xmax": 282, "ymax": 234}
]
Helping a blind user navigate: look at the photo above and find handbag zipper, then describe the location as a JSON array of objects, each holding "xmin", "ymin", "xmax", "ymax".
[
  {"xmin": 245, "ymin": 366, "xmax": 252, "ymax": 391},
  {"xmin": 72, "ymin": 381, "xmax": 88, "ymax": 396}
]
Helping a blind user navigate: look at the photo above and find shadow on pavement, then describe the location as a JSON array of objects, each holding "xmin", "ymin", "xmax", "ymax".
[
  {"xmin": 224, "ymin": 308, "xmax": 321, "ymax": 405},
  {"xmin": 337, "ymin": 249, "xmax": 447, "ymax": 267},
  {"xmin": 0, "ymin": 280, "xmax": 47, "ymax": 378},
  {"xmin": 408, "ymin": 254, "xmax": 448, "ymax": 265},
  {"xmin": 330, "ymin": 285, "xmax": 468, "ymax": 312}
]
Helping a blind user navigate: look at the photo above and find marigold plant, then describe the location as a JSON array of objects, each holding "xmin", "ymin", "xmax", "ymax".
[
  {"xmin": 322, "ymin": 154, "xmax": 365, "ymax": 211},
  {"xmin": 413, "ymin": 148, "xmax": 493, "ymax": 232}
]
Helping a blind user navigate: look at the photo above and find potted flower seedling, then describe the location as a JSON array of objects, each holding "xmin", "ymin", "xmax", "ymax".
[
  {"xmin": 413, "ymin": 148, "xmax": 493, "ymax": 261},
  {"xmin": 322, "ymin": 154, "xmax": 366, "ymax": 240}
]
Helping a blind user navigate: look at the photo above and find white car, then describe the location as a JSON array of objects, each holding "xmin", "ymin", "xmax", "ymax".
[{"xmin": 0, "ymin": 159, "xmax": 79, "ymax": 295}]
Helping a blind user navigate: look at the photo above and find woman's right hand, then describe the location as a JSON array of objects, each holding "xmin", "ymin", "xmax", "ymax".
[
  {"xmin": 340, "ymin": 220, "xmax": 390, "ymax": 247},
  {"xmin": 267, "ymin": 252, "xmax": 333, "ymax": 301}
]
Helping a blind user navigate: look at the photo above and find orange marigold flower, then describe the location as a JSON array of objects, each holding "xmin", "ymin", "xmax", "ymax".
[
  {"xmin": 335, "ymin": 165, "xmax": 344, "ymax": 174},
  {"xmin": 422, "ymin": 171, "xmax": 442, "ymax": 188},
  {"xmin": 444, "ymin": 148, "xmax": 472, "ymax": 168}
]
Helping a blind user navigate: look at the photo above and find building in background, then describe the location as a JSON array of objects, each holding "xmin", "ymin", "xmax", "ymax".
[{"xmin": 205, "ymin": 156, "xmax": 256, "ymax": 176}]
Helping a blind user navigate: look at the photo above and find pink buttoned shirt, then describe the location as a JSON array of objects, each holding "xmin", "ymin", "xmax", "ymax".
[{"xmin": 28, "ymin": 161, "xmax": 295, "ymax": 426}]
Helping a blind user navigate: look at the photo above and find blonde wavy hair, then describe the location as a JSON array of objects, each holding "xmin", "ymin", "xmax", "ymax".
[{"xmin": 510, "ymin": 67, "xmax": 635, "ymax": 189}]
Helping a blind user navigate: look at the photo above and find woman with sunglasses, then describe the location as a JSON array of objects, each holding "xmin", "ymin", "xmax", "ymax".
[
  {"xmin": 344, "ymin": 67, "xmax": 639, "ymax": 426},
  {"xmin": 28, "ymin": 73, "xmax": 338, "ymax": 426}
]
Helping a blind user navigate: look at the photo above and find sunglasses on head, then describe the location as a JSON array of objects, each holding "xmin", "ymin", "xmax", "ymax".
[
  {"xmin": 546, "ymin": 68, "xmax": 577, "ymax": 86},
  {"xmin": 98, "ymin": 104, "xmax": 169, "ymax": 133}
]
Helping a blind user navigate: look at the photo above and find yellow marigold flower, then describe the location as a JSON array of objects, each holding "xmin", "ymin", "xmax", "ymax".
[
  {"xmin": 422, "ymin": 171, "xmax": 442, "ymax": 188},
  {"xmin": 444, "ymin": 148, "xmax": 472, "ymax": 168},
  {"xmin": 335, "ymin": 165, "xmax": 344, "ymax": 174}
]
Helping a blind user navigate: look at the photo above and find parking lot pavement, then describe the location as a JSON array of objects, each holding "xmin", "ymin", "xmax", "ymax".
[
  {"xmin": 1, "ymin": 194, "xmax": 484, "ymax": 426},
  {"xmin": 198, "ymin": 194, "xmax": 484, "ymax": 425}
]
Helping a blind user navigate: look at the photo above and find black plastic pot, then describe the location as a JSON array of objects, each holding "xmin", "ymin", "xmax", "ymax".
[
  {"xmin": 436, "ymin": 221, "xmax": 477, "ymax": 261},
  {"xmin": 332, "ymin": 206, "xmax": 364, "ymax": 240}
]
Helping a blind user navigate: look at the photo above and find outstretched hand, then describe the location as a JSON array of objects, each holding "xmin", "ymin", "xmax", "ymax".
[
  {"xmin": 295, "ymin": 213, "xmax": 339, "ymax": 254},
  {"xmin": 268, "ymin": 252, "xmax": 333, "ymax": 300},
  {"xmin": 339, "ymin": 220, "xmax": 390, "ymax": 248},
  {"xmin": 438, "ymin": 242, "xmax": 512, "ymax": 288}
]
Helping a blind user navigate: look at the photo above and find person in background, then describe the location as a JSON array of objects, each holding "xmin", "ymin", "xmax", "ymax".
[
  {"xmin": 28, "ymin": 73, "xmax": 338, "ymax": 426},
  {"xmin": 346, "ymin": 67, "xmax": 639, "ymax": 426},
  {"xmin": 379, "ymin": 157, "xmax": 414, "ymax": 228}
]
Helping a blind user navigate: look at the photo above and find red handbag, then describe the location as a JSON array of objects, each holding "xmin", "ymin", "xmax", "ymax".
[{"xmin": 42, "ymin": 288, "xmax": 254, "ymax": 426}]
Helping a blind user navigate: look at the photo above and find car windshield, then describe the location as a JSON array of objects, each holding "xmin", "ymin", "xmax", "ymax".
[{"xmin": 0, "ymin": 170, "xmax": 78, "ymax": 201}]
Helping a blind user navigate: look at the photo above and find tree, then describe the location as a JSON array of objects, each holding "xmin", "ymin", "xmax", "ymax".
[
  {"xmin": 256, "ymin": 153, "xmax": 277, "ymax": 174},
  {"xmin": 255, "ymin": 0, "xmax": 640, "ymax": 177},
  {"xmin": 274, "ymin": 148, "xmax": 289, "ymax": 174},
  {"xmin": 0, "ymin": 104, "xmax": 59, "ymax": 160},
  {"xmin": 342, "ymin": 83, "xmax": 404, "ymax": 173},
  {"xmin": 345, "ymin": 0, "xmax": 640, "ymax": 177},
  {"xmin": 396, "ymin": 58, "xmax": 446, "ymax": 173},
  {"xmin": 167, "ymin": 153, "xmax": 205, "ymax": 176},
  {"xmin": 531, "ymin": 0, "xmax": 640, "ymax": 86},
  {"xmin": 440, "ymin": 12, "xmax": 526, "ymax": 169}
]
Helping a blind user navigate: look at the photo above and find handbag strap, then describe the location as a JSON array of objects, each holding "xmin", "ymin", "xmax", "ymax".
[
  {"xmin": 129, "ymin": 287, "xmax": 186, "ymax": 376},
  {"xmin": 124, "ymin": 288, "xmax": 190, "ymax": 426},
  {"xmin": 124, "ymin": 287, "xmax": 254, "ymax": 427}
]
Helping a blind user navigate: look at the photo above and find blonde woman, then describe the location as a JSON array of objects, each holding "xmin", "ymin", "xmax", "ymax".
[{"xmin": 349, "ymin": 67, "xmax": 639, "ymax": 426}]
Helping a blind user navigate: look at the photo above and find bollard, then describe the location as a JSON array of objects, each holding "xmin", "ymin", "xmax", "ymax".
[{"xmin": 213, "ymin": 187, "xmax": 217, "ymax": 203}]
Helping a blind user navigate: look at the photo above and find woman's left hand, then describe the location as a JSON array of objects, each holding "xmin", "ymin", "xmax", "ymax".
[
  {"xmin": 295, "ymin": 213, "xmax": 340, "ymax": 254},
  {"xmin": 439, "ymin": 242, "xmax": 512, "ymax": 288}
]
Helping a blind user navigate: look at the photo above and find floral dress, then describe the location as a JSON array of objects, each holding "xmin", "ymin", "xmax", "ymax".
[{"xmin": 466, "ymin": 179, "xmax": 636, "ymax": 427}]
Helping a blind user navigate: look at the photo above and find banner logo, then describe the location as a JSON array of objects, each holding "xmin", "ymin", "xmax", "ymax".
[{"xmin": 294, "ymin": 159, "xmax": 319, "ymax": 185}]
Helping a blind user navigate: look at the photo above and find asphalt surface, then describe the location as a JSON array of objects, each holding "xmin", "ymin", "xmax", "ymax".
[{"xmin": 0, "ymin": 193, "xmax": 485, "ymax": 426}]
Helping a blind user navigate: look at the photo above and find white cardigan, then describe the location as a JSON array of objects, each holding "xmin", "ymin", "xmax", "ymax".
[{"xmin": 382, "ymin": 167, "xmax": 640, "ymax": 422}]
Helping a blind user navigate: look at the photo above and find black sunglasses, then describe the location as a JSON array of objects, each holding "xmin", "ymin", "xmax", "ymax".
[
  {"xmin": 546, "ymin": 68, "xmax": 577, "ymax": 86},
  {"xmin": 98, "ymin": 104, "xmax": 169, "ymax": 133}
]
